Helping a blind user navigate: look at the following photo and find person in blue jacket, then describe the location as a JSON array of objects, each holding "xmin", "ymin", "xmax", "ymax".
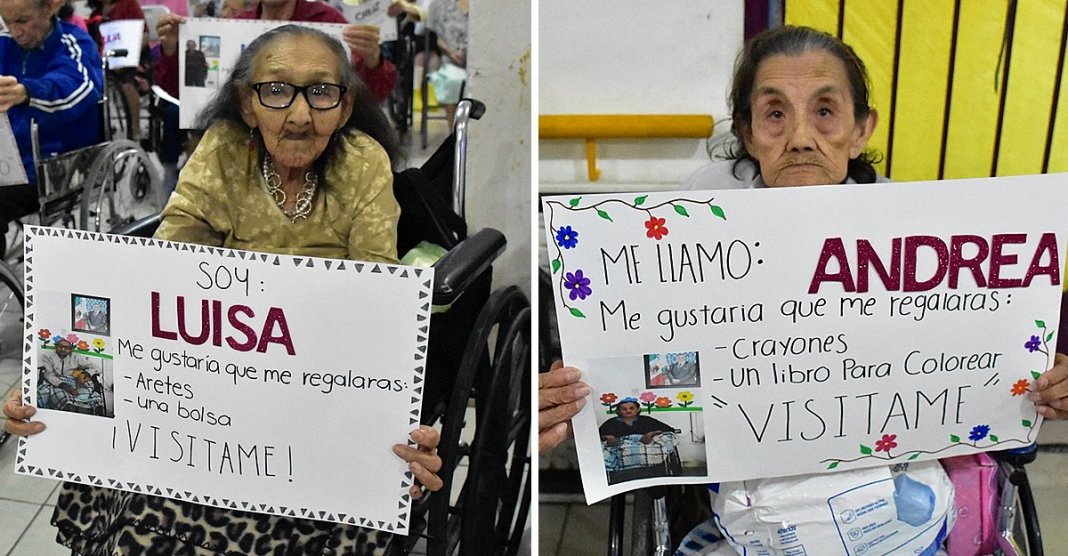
[{"xmin": 0, "ymin": 0, "xmax": 103, "ymax": 245}]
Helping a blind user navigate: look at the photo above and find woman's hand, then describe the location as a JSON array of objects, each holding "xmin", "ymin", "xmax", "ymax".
[
  {"xmin": 539, "ymin": 361, "xmax": 589, "ymax": 453},
  {"xmin": 392, "ymin": 425, "xmax": 443, "ymax": 500},
  {"xmin": 3, "ymin": 389, "xmax": 45, "ymax": 436},
  {"xmin": 1031, "ymin": 352, "xmax": 1068, "ymax": 419},
  {"xmin": 156, "ymin": 13, "xmax": 186, "ymax": 57},
  {"xmin": 342, "ymin": 24, "xmax": 382, "ymax": 69}
]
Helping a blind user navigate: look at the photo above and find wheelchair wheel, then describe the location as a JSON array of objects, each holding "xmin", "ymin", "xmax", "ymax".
[
  {"xmin": 106, "ymin": 80, "xmax": 133, "ymax": 142},
  {"xmin": 81, "ymin": 141, "xmax": 165, "ymax": 232},
  {"xmin": 424, "ymin": 286, "xmax": 531, "ymax": 556}
]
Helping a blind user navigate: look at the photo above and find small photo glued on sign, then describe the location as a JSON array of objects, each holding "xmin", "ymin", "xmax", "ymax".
[
  {"xmin": 72, "ymin": 293, "xmax": 111, "ymax": 336},
  {"xmin": 645, "ymin": 351, "xmax": 700, "ymax": 388}
]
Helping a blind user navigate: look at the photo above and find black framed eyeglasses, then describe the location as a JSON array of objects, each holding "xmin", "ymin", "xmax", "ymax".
[{"xmin": 250, "ymin": 82, "xmax": 348, "ymax": 110}]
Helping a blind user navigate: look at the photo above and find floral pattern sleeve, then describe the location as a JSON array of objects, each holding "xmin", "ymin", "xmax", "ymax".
[{"xmin": 336, "ymin": 133, "xmax": 400, "ymax": 264}]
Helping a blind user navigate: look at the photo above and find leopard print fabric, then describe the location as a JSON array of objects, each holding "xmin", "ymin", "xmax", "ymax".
[{"xmin": 53, "ymin": 482, "xmax": 392, "ymax": 555}]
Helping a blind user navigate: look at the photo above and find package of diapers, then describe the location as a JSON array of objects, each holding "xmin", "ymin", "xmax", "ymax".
[{"xmin": 711, "ymin": 461, "xmax": 955, "ymax": 556}]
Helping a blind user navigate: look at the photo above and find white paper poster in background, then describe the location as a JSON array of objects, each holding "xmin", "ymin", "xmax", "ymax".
[
  {"xmin": 0, "ymin": 114, "xmax": 27, "ymax": 186},
  {"xmin": 339, "ymin": 0, "xmax": 397, "ymax": 42},
  {"xmin": 16, "ymin": 227, "xmax": 433, "ymax": 533},
  {"xmin": 99, "ymin": 20, "xmax": 145, "ymax": 69},
  {"xmin": 543, "ymin": 174, "xmax": 1068, "ymax": 503},
  {"xmin": 178, "ymin": 19, "xmax": 350, "ymax": 128}
]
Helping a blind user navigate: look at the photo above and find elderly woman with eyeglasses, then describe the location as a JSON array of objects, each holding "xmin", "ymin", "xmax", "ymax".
[{"xmin": 3, "ymin": 24, "xmax": 441, "ymax": 555}]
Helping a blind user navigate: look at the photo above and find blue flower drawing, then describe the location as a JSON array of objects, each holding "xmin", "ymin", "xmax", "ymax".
[
  {"xmin": 1025, "ymin": 335, "xmax": 1042, "ymax": 353},
  {"xmin": 969, "ymin": 424, "xmax": 990, "ymax": 442},
  {"xmin": 556, "ymin": 225, "xmax": 579, "ymax": 249},
  {"xmin": 564, "ymin": 269, "xmax": 592, "ymax": 301}
]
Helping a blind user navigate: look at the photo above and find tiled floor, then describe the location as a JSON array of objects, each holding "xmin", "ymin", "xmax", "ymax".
[
  {"xmin": 0, "ymin": 110, "xmax": 472, "ymax": 555},
  {"xmin": 540, "ymin": 424, "xmax": 1068, "ymax": 555}
]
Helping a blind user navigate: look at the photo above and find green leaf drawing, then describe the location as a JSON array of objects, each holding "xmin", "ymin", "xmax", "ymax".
[
  {"xmin": 674, "ymin": 204, "xmax": 690, "ymax": 217},
  {"xmin": 569, "ymin": 307, "xmax": 586, "ymax": 318},
  {"xmin": 596, "ymin": 210, "xmax": 613, "ymax": 222},
  {"xmin": 950, "ymin": 434, "xmax": 961, "ymax": 443},
  {"xmin": 1023, "ymin": 419, "xmax": 1032, "ymax": 427},
  {"xmin": 710, "ymin": 205, "xmax": 726, "ymax": 220},
  {"xmin": 859, "ymin": 444, "xmax": 872, "ymax": 455},
  {"xmin": 1032, "ymin": 370, "xmax": 1042, "ymax": 380},
  {"xmin": 568, "ymin": 197, "xmax": 581, "ymax": 207},
  {"xmin": 908, "ymin": 453, "xmax": 920, "ymax": 460},
  {"xmin": 551, "ymin": 259, "xmax": 561, "ymax": 273},
  {"xmin": 634, "ymin": 195, "xmax": 647, "ymax": 206},
  {"xmin": 990, "ymin": 434, "xmax": 999, "ymax": 443},
  {"xmin": 1036, "ymin": 320, "xmax": 1046, "ymax": 328},
  {"xmin": 1047, "ymin": 331, "xmax": 1056, "ymax": 342},
  {"xmin": 827, "ymin": 461, "xmax": 839, "ymax": 470}
]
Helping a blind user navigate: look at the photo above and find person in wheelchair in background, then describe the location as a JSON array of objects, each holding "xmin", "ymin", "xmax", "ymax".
[
  {"xmin": 88, "ymin": 0, "xmax": 148, "ymax": 141},
  {"xmin": 5, "ymin": 24, "xmax": 444, "ymax": 554},
  {"xmin": 0, "ymin": 0, "xmax": 103, "ymax": 254},
  {"xmin": 539, "ymin": 24, "xmax": 1068, "ymax": 553}
]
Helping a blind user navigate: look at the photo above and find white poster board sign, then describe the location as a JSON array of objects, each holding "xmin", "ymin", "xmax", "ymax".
[
  {"xmin": 339, "ymin": 0, "xmax": 397, "ymax": 42},
  {"xmin": 543, "ymin": 175, "xmax": 1068, "ymax": 503},
  {"xmin": 16, "ymin": 227, "xmax": 433, "ymax": 533},
  {"xmin": 0, "ymin": 113, "xmax": 27, "ymax": 186},
  {"xmin": 99, "ymin": 19, "xmax": 144, "ymax": 69},
  {"xmin": 178, "ymin": 19, "xmax": 351, "ymax": 129}
]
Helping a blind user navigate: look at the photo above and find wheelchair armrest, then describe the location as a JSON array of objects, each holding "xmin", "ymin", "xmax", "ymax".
[
  {"xmin": 111, "ymin": 212, "xmax": 161, "ymax": 237},
  {"xmin": 432, "ymin": 227, "xmax": 505, "ymax": 305}
]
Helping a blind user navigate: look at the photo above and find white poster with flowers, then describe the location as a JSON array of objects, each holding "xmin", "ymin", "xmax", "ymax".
[
  {"xmin": 16, "ymin": 227, "xmax": 432, "ymax": 534},
  {"xmin": 543, "ymin": 174, "xmax": 1068, "ymax": 503}
]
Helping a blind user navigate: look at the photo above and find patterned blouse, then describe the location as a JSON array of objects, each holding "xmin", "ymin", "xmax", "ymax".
[
  {"xmin": 155, "ymin": 121, "xmax": 400, "ymax": 263},
  {"xmin": 50, "ymin": 121, "xmax": 401, "ymax": 555},
  {"xmin": 427, "ymin": 0, "xmax": 468, "ymax": 54}
]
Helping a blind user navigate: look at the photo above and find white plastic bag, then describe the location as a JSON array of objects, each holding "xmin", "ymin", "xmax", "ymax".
[{"xmin": 711, "ymin": 462, "xmax": 955, "ymax": 556}]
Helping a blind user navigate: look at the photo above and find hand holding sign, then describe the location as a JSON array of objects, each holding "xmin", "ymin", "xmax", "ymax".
[
  {"xmin": 1031, "ymin": 352, "xmax": 1068, "ymax": 419},
  {"xmin": 0, "ymin": 75, "xmax": 27, "ymax": 112},
  {"xmin": 341, "ymin": 24, "xmax": 382, "ymax": 68}
]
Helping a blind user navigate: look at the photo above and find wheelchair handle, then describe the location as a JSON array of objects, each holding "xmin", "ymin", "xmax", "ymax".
[{"xmin": 451, "ymin": 98, "xmax": 486, "ymax": 218}]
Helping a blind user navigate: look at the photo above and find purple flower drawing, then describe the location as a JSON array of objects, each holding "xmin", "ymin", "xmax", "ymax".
[
  {"xmin": 1024, "ymin": 335, "xmax": 1042, "ymax": 353},
  {"xmin": 969, "ymin": 424, "xmax": 990, "ymax": 442},
  {"xmin": 564, "ymin": 269, "xmax": 592, "ymax": 301},
  {"xmin": 556, "ymin": 226, "xmax": 579, "ymax": 249}
]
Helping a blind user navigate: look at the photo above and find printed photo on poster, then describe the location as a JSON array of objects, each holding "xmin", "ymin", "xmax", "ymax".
[
  {"xmin": 72, "ymin": 294, "xmax": 111, "ymax": 335},
  {"xmin": 587, "ymin": 356, "xmax": 707, "ymax": 486},
  {"xmin": 36, "ymin": 329, "xmax": 115, "ymax": 418},
  {"xmin": 645, "ymin": 351, "xmax": 700, "ymax": 388}
]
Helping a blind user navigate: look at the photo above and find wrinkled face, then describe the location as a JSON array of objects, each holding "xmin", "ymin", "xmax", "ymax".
[
  {"xmin": 239, "ymin": 34, "xmax": 353, "ymax": 174},
  {"xmin": 55, "ymin": 340, "xmax": 72, "ymax": 357},
  {"xmin": 186, "ymin": 39, "xmax": 196, "ymax": 50},
  {"xmin": 0, "ymin": 0, "xmax": 57, "ymax": 50},
  {"xmin": 617, "ymin": 402, "xmax": 639, "ymax": 418},
  {"xmin": 742, "ymin": 50, "xmax": 877, "ymax": 187}
]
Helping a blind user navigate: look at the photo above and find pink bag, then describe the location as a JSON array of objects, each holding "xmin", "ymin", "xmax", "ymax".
[{"xmin": 942, "ymin": 453, "xmax": 999, "ymax": 556}]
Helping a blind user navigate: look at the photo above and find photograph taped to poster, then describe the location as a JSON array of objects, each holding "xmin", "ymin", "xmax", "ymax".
[
  {"xmin": 543, "ymin": 174, "xmax": 1068, "ymax": 503},
  {"xmin": 0, "ymin": 113, "xmax": 27, "ymax": 186},
  {"xmin": 339, "ymin": 0, "xmax": 397, "ymax": 42},
  {"xmin": 178, "ymin": 18, "xmax": 350, "ymax": 129},
  {"xmin": 16, "ymin": 227, "xmax": 433, "ymax": 533},
  {"xmin": 99, "ymin": 19, "xmax": 144, "ymax": 69}
]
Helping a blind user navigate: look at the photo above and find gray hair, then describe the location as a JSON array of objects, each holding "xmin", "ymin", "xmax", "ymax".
[
  {"xmin": 195, "ymin": 24, "xmax": 399, "ymax": 169},
  {"xmin": 728, "ymin": 25, "xmax": 880, "ymax": 183}
]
